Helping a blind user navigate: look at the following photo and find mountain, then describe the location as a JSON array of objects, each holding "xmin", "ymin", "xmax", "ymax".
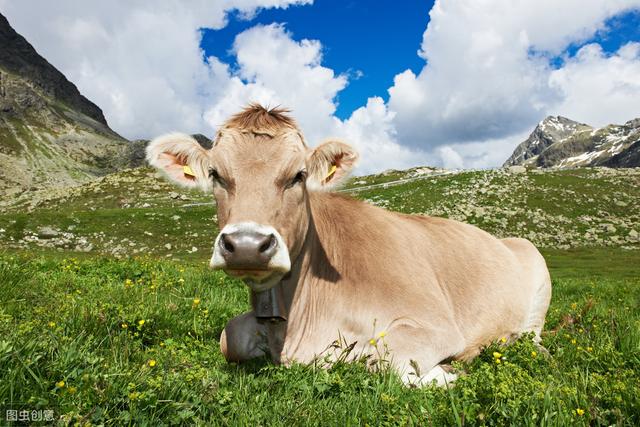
[
  {"xmin": 504, "ymin": 116, "xmax": 640, "ymax": 168},
  {"xmin": 0, "ymin": 13, "xmax": 130, "ymax": 195}
]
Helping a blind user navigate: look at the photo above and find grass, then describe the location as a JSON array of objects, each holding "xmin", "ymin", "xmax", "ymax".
[
  {"xmin": 540, "ymin": 247, "xmax": 640, "ymax": 280},
  {"xmin": 0, "ymin": 249, "xmax": 638, "ymax": 426},
  {"xmin": 0, "ymin": 166, "xmax": 639, "ymax": 424}
]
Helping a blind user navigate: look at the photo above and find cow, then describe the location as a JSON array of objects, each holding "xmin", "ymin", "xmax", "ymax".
[{"xmin": 146, "ymin": 104, "xmax": 552, "ymax": 386}]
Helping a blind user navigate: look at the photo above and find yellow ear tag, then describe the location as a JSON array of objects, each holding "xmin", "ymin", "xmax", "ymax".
[
  {"xmin": 182, "ymin": 165, "xmax": 196, "ymax": 177},
  {"xmin": 325, "ymin": 164, "xmax": 337, "ymax": 180}
]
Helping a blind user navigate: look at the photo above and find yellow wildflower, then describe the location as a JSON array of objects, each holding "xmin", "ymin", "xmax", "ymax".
[
  {"xmin": 571, "ymin": 339, "xmax": 576, "ymax": 345},
  {"xmin": 495, "ymin": 358, "xmax": 501, "ymax": 364},
  {"xmin": 68, "ymin": 386, "xmax": 77, "ymax": 394},
  {"xmin": 48, "ymin": 321, "xmax": 56, "ymax": 328},
  {"xmin": 380, "ymin": 393, "xmax": 394, "ymax": 403},
  {"xmin": 500, "ymin": 337, "xmax": 507, "ymax": 343},
  {"xmin": 121, "ymin": 323, "xmax": 128, "ymax": 329},
  {"xmin": 148, "ymin": 359, "xmax": 156, "ymax": 367},
  {"xmin": 531, "ymin": 351, "xmax": 537, "ymax": 357},
  {"xmin": 369, "ymin": 338, "xmax": 377, "ymax": 346},
  {"xmin": 378, "ymin": 331, "xmax": 387, "ymax": 338},
  {"xmin": 576, "ymin": 408, "xmax": 585, "ymax": 416},
  {"xmin": 138, "ymin": 319, "xmax": 145, "ymax": 327},
  {"xmin": 492, "ymin": 352, "xmax": 502, "ymax": 359},
  {"xmin": 192, "ymin": 298, "xmax": 201, "ymax": 306},
  {"xmin": 55, "ymin": 380, "xmax": 65, "ymax": 388},
  {"xmin": 571, "ymin": 302, "xmax": 577, "ymax": 309}
]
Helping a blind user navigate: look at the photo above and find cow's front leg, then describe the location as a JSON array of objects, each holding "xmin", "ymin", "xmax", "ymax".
[
  {"xmin": 220, "ymin": 311, "xmax": 267, "ymax": 362},
  {"xmin": 382, "ymin": 322, "xmax": 465, "ymax": 388},
  {"xmin": 401, "ymin": 364, "xmax": 458, "ymax": 387}
]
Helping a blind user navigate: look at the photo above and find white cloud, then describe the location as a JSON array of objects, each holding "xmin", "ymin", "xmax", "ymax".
[
  {"xmin": 204, "ymin": 23, "xmax": 346, "ymax": 144},
  {"xmin": 388, "ymin": 0, "xmax": 640, "ymax": 154},
  {"xmin": 203, "ymin": 25, "xmax": 427, "ymax": 174},
  {"xmin": 437, "ymin": 146, "xmax": 464, "ymax": 170},
  {"xmin": 549, "ymin": 42, "xmax": 640, "ymax": 127},
  {"xmin": 434, "ymin": 130, "xmax": 532, "ymax": 170},
  {"xmin": 335, "ymin": 97, "xmax": 430, "ymax": 173}
]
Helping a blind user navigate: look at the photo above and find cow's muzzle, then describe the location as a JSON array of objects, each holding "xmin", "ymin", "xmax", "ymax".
[
  {"xmin": 219, "ymin": 230, "xmax": 277, "ymax": 269},
  {"xmin": 210, "ymin": 222, "xmax": 291, "ymax": 290}
]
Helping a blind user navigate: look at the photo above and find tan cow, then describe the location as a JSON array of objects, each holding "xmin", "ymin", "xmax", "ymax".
[{"xmin": 146, "ymin": 104, "xmax": 552, "ymax": 386}]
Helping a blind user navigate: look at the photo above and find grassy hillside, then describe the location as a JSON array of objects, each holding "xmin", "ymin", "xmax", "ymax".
[
  {"xmin": 0, "ymin": 166, "xmax": 639, "ymax": 425},
  {"xmin": 0, "ymin": 69, "xmax": 130, "ymax": 196},
  {"xmin": 1, "ymin": 167, "xmax": 638, "ymax": 260}
]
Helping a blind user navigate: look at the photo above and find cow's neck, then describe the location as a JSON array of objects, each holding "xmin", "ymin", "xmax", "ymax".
[
  {"xmin": 259, "ymin": 192, "xmax": 355, "ymax": 361},
  {"xmin": 281, "ymin": 191, "xmax": 344, "ymax": 305}
]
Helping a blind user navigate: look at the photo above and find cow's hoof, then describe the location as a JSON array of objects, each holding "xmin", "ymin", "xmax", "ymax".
[{"xmin": 403, "ymin": 365, "xmax": 458, "ymax": 388}]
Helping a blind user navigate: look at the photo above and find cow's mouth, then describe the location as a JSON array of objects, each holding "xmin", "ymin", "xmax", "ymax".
[
  {"xmin": 224, "ymin": 268, "xmax": 273, "ymax": 281},
  {"xmin": 223, "ymin": 267, "xmax": 287, "ymax": 292}
]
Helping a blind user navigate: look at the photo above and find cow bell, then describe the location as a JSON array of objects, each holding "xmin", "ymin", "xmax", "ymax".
[{"xmin": 251, "ymin": 283, "xmax": 287, "ymax": 323}]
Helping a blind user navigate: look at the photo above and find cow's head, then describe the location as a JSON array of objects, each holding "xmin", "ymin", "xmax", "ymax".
[{"xmin": 146, "ymin": 105, "xmax": 358, "ymax": 291}]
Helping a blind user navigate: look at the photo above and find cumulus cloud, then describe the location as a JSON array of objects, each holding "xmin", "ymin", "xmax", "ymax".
[
  {"xmin": 549, "ymin": 42, "xmax": 640, "ymax": 127},
  {"xmin": 204, "ymin": 23, "xmax": 346, "ymax": 142},
  {"xmin": 388, "ymin": 0, "xmax": 640, "ymax": 155},
  {"xmin": 436, "ymin": 146, "xmax": 464, "ymax": 170},
  {"xmin": 335, "ymin": 97, "xmax": 431, "ymax": 172},
  {"xmin": 203, "ymin": 24, "xmax": 428, "ymax": 174}
]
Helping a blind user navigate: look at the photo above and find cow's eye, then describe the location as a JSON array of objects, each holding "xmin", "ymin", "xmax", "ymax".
[
  {"xmin": 208, "ymin": 168, "xmax": 226, "ymax": 188},
  {"xmin": 287, "ymin": 170, "xmax": 307, "ymax": 189}
]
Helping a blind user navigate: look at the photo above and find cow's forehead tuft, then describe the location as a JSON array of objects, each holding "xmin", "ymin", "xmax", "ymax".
[{"xmin": 223, "ymin": 103, "xmax": 298, "ymax": 136}]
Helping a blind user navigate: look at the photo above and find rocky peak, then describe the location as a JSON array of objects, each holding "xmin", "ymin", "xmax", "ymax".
[
  {"xmin": 0, "ymin": 13, "xmax": 107, "ymax": 125},
  {"xmin": 504, "ymin": 115, "xmax": 640, "ymax": 169},
  {"xmin": 504, "ymin": 116, "xmax": 590, "ymax": 167},
  {"xmin": 624, "ymin": 118, "xmax": 640, "ymax": 130},
  {"xmin": 536, "ymin": 116, "xmax": 590, "ymax": 138},
  {"xmin": 0, "ymin": 13, "xmax": 132, "ymax": 194}
]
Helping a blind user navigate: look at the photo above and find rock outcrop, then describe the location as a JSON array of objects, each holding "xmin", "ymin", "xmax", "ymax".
[
  {"xmin": 504, "ymin": 115, "xmax": 640, "ymax": 168},
  {"xmin": 0, "ymin": 13, "xmax": 130, "ymax": 195}
]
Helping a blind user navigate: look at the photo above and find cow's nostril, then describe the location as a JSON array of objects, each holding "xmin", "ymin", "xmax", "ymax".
[
  {"xmin": 259, "ymin": 234, "xmax": 276, "ymax": 253},
  {"xmin": 221, "ymin": 234, "xmax": 235, "ymax": 253}
]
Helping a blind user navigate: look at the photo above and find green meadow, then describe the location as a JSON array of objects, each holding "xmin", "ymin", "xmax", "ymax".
[{"xmin": 0, "ymin": 167, "xmax": 638, "ymax": 425}]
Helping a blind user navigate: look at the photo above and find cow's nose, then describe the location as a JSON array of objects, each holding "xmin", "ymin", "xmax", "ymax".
[{"xmin": 218, "ymin": 231, "xmax": 278, "ymax": 269}]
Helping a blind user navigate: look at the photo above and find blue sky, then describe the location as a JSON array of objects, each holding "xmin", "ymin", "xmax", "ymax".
[
  {"xmin": 200, "ymin": 2, "xmax": 640, "ymax": 121},
  {"xmin": 551, "ymin": 9, "xmax": 640, "ymax": 67},
  {"xmin": 201, "ymin": 0, "xmax": 434, "ymax": 119}
]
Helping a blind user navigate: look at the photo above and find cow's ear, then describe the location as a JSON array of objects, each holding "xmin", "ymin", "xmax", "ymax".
[
  {"xmin": 306, "ymin": 139, "xmax": 358, "ymax": 190},
  {"xmin": 146, "ymin": 133, "xmax": 212, "ymax": 191}
]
